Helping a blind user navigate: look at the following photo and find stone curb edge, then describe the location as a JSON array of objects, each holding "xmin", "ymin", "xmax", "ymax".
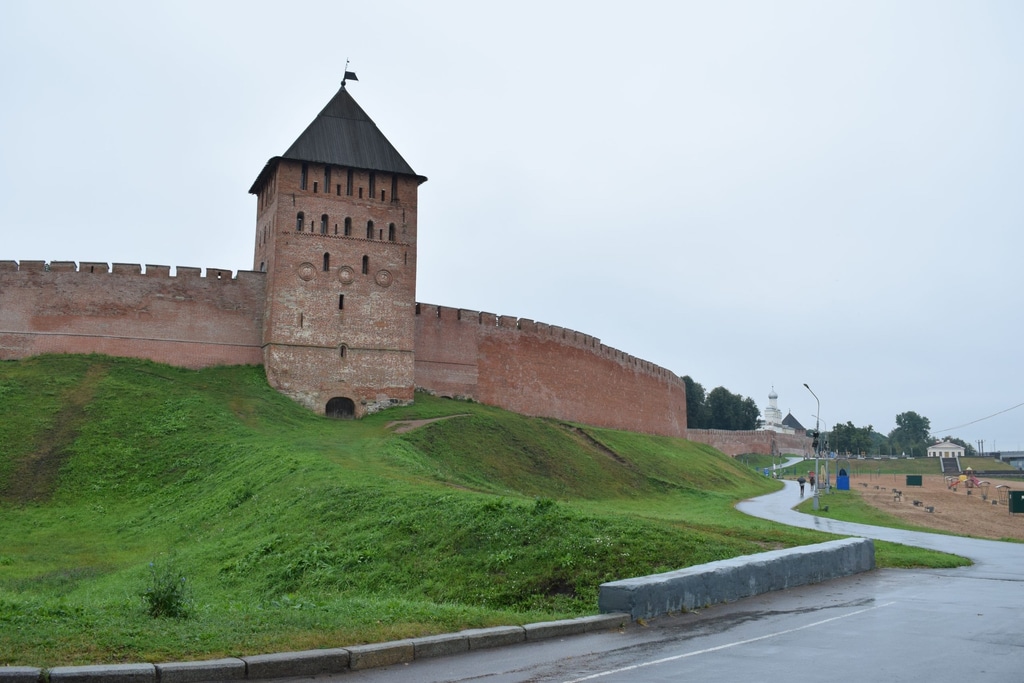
[{"xmin": 0, "ymin": 613, "xmax": 631, "ymax": 683}]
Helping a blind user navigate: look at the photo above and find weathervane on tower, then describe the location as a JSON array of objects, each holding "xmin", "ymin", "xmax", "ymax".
[{"xmin": 341, "ymin": 60, "xmax": 358, "ymax": 89}]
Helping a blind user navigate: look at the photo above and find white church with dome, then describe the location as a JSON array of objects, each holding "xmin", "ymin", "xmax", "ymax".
[{"xmin": 758, "ymin": 387, "xmax": 804, "ymax": 435}]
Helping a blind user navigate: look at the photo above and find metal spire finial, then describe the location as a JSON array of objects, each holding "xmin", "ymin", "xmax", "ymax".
[{"xmin": 342, "ymin": 59, "xmax": 359, "ymax": 89}]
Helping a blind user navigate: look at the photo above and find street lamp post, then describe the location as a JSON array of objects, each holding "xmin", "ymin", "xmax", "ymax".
[
  {"xmin": 813, "ymin": 414, "xmax": 830, "ymax": 495},
  {"xmin": 804, "ymin": 383, "xmax": 821, "ymax": 511}
]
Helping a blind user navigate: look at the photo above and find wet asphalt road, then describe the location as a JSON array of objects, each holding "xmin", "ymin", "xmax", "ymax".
[{"xmin": 268, "ymin": 479, "xmax": 1024, "ymax": 682}]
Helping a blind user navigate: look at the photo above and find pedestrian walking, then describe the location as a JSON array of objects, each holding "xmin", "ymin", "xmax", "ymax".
[{"xmin": 797, "ymin": 476, "xmax": 806, "ymax": 497}]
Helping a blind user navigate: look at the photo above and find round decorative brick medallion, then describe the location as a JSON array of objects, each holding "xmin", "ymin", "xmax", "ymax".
[
  {"xmin": 338, "ymin": 266, "xmax": 355, "ymax": 284},
  {"xmin": 375, "ymin": 269, "xmax": 393, "ymax": 287},
  {"xmin": 296, "ymin": 262, "xmax": 316, "ymax": 281}
]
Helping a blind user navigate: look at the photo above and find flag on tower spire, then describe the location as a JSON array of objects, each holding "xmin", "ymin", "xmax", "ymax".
[{"xmin": 342, "ymin": 59, "xmax": 358, "ymax": 88}]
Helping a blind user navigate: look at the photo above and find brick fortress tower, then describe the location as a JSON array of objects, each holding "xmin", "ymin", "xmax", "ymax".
[{"xmin": 248, "ymin": 82, "xmax": 426, "ymax": 418}]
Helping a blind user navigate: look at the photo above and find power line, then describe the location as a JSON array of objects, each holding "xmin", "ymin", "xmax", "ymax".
[{"xmin": 934, "ymin": 400, "xmax": 1024, "ymax": 434}]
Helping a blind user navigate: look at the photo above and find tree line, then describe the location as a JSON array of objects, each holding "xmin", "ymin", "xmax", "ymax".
[
  {"xmin": 682, "ymin": 377, "xmax": 976, "ymax": 457},
  {"xmin": 683, "ymin": 376, "xmax": 761, "ymax": 430},
  {"xmin": 826, "ymin": 410, "xmax": 976, "ymax": 457}
]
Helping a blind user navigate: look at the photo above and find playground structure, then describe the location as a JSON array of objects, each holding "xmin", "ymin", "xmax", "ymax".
[
  {"xmin": 997, "ymin": 484, "xmax": 1012, "ymax": 506},
  {"xmin": 945, "ymin": 468, "xmax": 991, "ymax": 499},
  {"xmin": 786, "ymin": 455, "xmax": 1019, "ymax": 513},
  {"xmin": 828, "ymin": 457, "xmax": 1024, "ymax": 532}
]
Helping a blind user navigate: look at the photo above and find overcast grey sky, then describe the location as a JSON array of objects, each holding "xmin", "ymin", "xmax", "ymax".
[{"xmin": 2, "ymin": 1, "xmax": 1022, "ymax": 451}]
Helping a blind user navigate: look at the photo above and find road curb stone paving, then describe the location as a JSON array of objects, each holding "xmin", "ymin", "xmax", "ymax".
[{"xmin": 3, "ymin": 613, "xmax": 628, "ymax": 683}]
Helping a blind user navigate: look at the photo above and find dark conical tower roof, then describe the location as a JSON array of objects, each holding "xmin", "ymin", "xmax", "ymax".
[
  {"xmin": 249, "ymin": 86, "xmax": 425, "ymax": 193},
  {"xmin": 782, "ymin": 412, "xmax": 806, "ymax": 431},
  {"xmin": 284, "ymin": 86, "xmax": 419, "ymax": 174}
]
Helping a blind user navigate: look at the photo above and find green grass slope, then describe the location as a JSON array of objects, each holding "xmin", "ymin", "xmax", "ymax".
[{"xmin": 0, "ymin": 355, "xmax": 951, "ymax": 666}]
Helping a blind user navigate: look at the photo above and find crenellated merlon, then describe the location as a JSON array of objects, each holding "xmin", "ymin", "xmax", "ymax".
[
  {"xmin": 0, "ymin": 260, "xmax": 264, "ymax": 285},
  {"xmin": 414, "ymin": 302, "xmax": 679, "ymax": 382}
]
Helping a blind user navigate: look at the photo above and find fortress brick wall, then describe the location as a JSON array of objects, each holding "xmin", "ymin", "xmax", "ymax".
[
  {"xmin": 686, "ymin": 428, "xmax": 812, "ymax": 457},
  {"xmin": 414, "ymin": 304, "xmax": 688, "ymax": 438},
  {"xmin": 0, "ymin": 261, "xmax": 265, "ymax": 368},
  {"xmin": 0, "ymin": 261, "xmax": 690, "ymax": 439}
]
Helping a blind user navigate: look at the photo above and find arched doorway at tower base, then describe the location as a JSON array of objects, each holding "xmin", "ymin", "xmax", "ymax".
[{"xmin": 325, "ymin": 397, "xmax": 356, "ymax": 419}]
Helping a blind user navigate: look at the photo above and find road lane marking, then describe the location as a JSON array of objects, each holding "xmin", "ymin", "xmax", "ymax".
[{"xmin": 563, "ymin": 602, "xmax": 896, "ymax": 682}]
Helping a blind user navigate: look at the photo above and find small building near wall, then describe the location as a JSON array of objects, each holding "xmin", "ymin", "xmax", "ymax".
[
  {"xmin": 927, "ymin": 440, "xmax": 964, "ymax": 458},
  {"xmin": 782, "ymin": 412, "xmax": 805, "ymax": 433},
  {"xmin": 758, "ymin": 387, "xmax": 797, "ymax": 435}
]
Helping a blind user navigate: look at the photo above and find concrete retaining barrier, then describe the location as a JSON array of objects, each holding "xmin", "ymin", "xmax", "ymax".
[{"xmin": 598, "ymin": 537, "xmax": 875, "ymax": 620}]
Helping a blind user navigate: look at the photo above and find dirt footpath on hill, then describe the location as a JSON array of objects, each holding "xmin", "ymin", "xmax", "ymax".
[
  {"xmin": 386, "ymin": 414, "xmax": 469, "ymax": 433},
  {"xmin": 847, "ymin": 473, "xmax": 1024, "ymax": 541}
]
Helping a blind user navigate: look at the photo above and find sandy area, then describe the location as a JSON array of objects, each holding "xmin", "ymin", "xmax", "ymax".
[{"xmin": 840, "ymin": 473, "xmax": 1024, "ymax": 541}]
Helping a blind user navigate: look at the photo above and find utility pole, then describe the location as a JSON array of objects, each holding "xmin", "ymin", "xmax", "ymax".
[{"xmin": 804, "ymin": 383, "xmax": 821, "ymax": 511}]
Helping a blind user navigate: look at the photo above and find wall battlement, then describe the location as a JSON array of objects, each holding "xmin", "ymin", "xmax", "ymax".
[
  {"xmin": 414, "ymin": 302, "xmax": 687, "ymax": 437},
  {"xmin": 0, "ymin": 260, "xmax": 266, "ymax": 370},
  {"xmin": 0, "ymin": 260, "xmax": 263, "ymax": 285},
  {"xmin": 414, "ymin": 303, "xmax": 677, "ymax": 382}
]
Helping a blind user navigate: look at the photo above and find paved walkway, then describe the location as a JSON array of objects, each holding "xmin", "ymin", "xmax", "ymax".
[{"xmin": 737, "ymin": 477, "xmax": 1024, "ymax": 579}]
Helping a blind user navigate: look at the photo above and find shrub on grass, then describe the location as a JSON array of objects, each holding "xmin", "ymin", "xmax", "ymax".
[{"xmin": 141, "ymin": 559, "xmax": 193, "ymax": 618}]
